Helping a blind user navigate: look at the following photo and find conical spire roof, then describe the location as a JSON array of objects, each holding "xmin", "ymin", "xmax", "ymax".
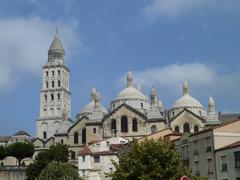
[{"xmin": 48, "ymin": 35, "xmax": 65, "ymax": 52}]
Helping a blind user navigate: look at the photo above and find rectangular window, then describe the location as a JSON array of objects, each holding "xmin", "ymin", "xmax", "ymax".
[
  {"xmin": 194, "ymin": 160, "xmax": 200, "ymax": 175},
  {"xmin": 82, "ymin": 155, "xmax": 85, "ymax": 162},
  {"xmin": 207, "ymin": 158, "xmax": 213, "ymax": 174},
  {"xmin": 221, "ymin": 155, "xmax": 228, "ymax": 171},
  {"xmin": 94, "ymin": 156, "xmax": 100, "ymax": 163},
  {"xmin": 93, "ymin": 128, "xmax": 96, "ymax": 134},
  {"xmin": 193, "ymin": 140, "xmax": 199, "ymax": 155},
  {"xmin": 206, "ymin": 137, "xmax": 212, "ymax": 152},
  {"xmin": 235, "ymin": 151, "xmax": 240, "ymax": 168}
]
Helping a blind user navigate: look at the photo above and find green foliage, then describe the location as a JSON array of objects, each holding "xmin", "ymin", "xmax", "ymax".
[
  {"xmin": 107, "ymin": 139, "xmax": 203, "ymax": 180},
  {"xmin": 37, "ymin": 161, "xmax": 81, "ymax": 180},
  {"xmin": 26, "ymin": 143, "xmax": 69, "ymax": 180},
  {"xmin": 0, "ymin": 146, "xmax": 6, "ymax": 160},
  {"xmin": 6, "ymin": 142, "xmax": 34, "ymax": 165}
]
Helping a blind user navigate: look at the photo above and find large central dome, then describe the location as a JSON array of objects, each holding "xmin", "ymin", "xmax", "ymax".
[
  {"xmin": 116, "ymin": 86, "xmax": 147, "ymax": 100},
  {"xmin": 110, "ymin": 71, "xmax": 150, "ymax": 112}
]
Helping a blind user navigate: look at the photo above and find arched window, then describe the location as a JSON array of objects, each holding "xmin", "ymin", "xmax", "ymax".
[
  {"xmin": 151, "ymin": 125, "xmax": 157, "ymax": 133},
  {"xmin": 52, "ymin": 81, "xmax": 55, "ymax": 88},
  {"xmin": 132, "ymin": 118, "xmax": 138, "ymax": 132},
  {"xmin": 74, "ymin": 132, "xmax": 78, "ymax": 144},
  {"xmin": 58, "ymin": 80, "xmax": 61, "ymax": 87},
  {"xmin": 51, "ymin": 93, "xmax": 54, "ymax": 101},
  {"xmin": 46, "ymin": 71, "xmax": 48, "ymax": 77},
  {"xmin": 82, "ymin": 128, "xmax": 86, "ymax": 144},
  {"xmin": 52, "ymin": 71, "xmax": 54, "ymax": 76},
  {"xmin": 194, "ymin": 125, "xmax": 199, "ymax": 133},
  {"xmin": 46, "ymin": 81, "xmax": 48, "ymax": 88},
  {"xmin": 44, "ymin": 94, "xmax": 47, "ymax": 101},
  {"xmin": 57, "ymin": 93, "xmax": 60, "ymax": 100},
  {"xmin": 61, "ymin": 139, "xmax": 63, "ymax": 144},
  {"xmin": 175, "ymin": 126, "xmax": 179, "ymax": 132},
  {"xmin": 43, "ymin": 131, "xmax": 47, "ymax": 139},
  {"xmin": 141, "ymin": 103, "xmax": 143, "ymax": 109},
  {"xmin": 121, "ymin": 116, "xmax": 128, "ymax": 132},
  {"xmin": 183, "ymin": 123, "xmax": 190, "ymax": 133},
  {"xmin": 93, "ymin": 128, "xmax": 96, "ymax": 134},
  {"xmin": 111, "ymin": 119, "xmax": 116, "ymax": 130},
  {"xmin": 58, "ymin": 70, "xmax": 60, "ymax": 75}
]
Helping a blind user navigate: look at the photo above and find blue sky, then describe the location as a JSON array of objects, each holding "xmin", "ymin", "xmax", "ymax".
[{"xmin": 0, "ymin": 0, "xmax": 240, "ymax": 136}]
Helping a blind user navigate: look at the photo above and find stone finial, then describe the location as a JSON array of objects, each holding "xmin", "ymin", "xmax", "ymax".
[
  {"xmin": 183, "ymin": 80, "xmax": 189, "ymax": 96},
  {"xmin": 127, "ymin": 70, "xmax": 133, "ymax": 87},
  {"xmin": 91, "ymin": 86, "xmax": 97, "ymax": 101},
  {"xmin": 208, "ymin": 96, "xmax": 215, "ymax": 113},
  {"xmin": 94, "ymin": 92, "xmax": 101, "ymax": 108},
  {"xmin": 150, "ymin": 86, "xmax": 158, "ymax": 106}
]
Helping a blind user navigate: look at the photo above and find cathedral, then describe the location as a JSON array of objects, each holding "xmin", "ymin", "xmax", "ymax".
[{"xmin": 34, "ymin": 34, "xmax": 220, "ymax": 161}]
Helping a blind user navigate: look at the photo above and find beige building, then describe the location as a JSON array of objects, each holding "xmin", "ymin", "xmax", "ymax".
[
  {"xmin": 175, "ymin": 118, "xmax": 240, "ymax": 180},
  {"xmin": 215, "ymin": 141, "xmax": 240, "ymax": 180},
  {"xmin": 78, "ymin": 137, "xmax": 128, "ymax": 179}
]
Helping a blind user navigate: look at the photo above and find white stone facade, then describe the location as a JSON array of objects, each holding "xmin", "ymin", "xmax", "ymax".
[{"xmin": 36, "ymin": 35, "xmax": 72, "ymax": 140}]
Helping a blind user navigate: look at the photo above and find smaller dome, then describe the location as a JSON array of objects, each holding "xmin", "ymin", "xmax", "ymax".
[
  {"xmin": 171, "ymin": 80, "xmax": 204, "ymax": 109},
  {"xmin": 172, "ymin": 94, "xmax": 204, "ymax": 109},
  {"xmin": 79, "ymin": 88, "xmax": 107, "ymax": 117}
]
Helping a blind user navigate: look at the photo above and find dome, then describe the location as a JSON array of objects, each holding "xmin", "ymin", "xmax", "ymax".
[
  {"xmin": 110, "ymin": 70, "xmax": 150, "ymax": 112},
  {"xmin": 172, "ymin": 94, "xmax": 204, "ymax": 109},
  {"xmin": 116, "ymin": 86, "xmax": 147, "ymax": 100},
  {"xmin": 80, "ymin": 100, "xmax": 107, "ymax": 115},
  {"xmin": 78, "ymin": 87, "xmax": 107, "ymax": 117},
  {"xmin": 171, "ymin": 80, "xmax": 204, "ymax": 109}
]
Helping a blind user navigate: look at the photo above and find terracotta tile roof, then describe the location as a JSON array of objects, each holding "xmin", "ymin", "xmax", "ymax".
[
  {"xmin": 79, "ymin": 146, "xmax": 92, "ymax": 155},
  {"xmin": 215, "ymin": 140, "xmax": 240, "ymax": 152},
  {"xmin": 110, "ymin": 144, "xmax": 125, "ymax": 151}
]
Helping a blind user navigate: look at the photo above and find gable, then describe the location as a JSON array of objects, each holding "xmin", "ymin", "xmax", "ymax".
[
  {"xmin": 68, "ymin": 116, "xmax": 89, "ymax": 133},
  {"xmin": 103, "ymin": 103, "xmax": 146, "ymax": 122},
  {"xmin": 170, "ymin": 108, "xmax": 205, "ymax": 127}
]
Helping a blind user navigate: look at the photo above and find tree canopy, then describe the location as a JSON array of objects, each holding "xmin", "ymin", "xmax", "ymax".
[
  {"xmin": 37, "ymin": 161, "xmax": 81, "ymax": 180},
  {"xmin": 26, "ymin": 143, "xmax": 69, "ymax": 180},
  {"xmin": 0, "ymin": 146, "xmax": 6, "ymax": 161},
  {"xmin": 6, "ymin": 142, "xmax": 34, "ymax": 165},
  {"xmin": 107, "ymin": 139, "xmax": 204, "ymax": 180}
]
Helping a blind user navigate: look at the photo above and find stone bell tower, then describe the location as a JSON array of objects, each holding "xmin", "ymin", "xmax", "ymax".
[{"xmin": 36, "ymin": 32, "xmax": 72, "ymax": 140}]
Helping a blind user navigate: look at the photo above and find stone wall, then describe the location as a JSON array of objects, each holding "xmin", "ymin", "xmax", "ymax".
[{"xmin": 0, "ymin": 166, "xmax": 26, "ymax": 180}]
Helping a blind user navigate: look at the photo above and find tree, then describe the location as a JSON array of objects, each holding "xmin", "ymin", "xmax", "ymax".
[
  {"xmin": 6, "ymin": 142, "xmax": 34, "ymax": 165},
  {"xmin": 26, "ymin": 143, "xmax": 69, "ymax": 180},
  {"xmin": 37, "ymin": 161, "xmax": 81, "ymax": 180},
  {"xmin": 0, "ymin": 146, "xmax": 6, "ymax": 161},
  {"xmin": 107, "ymin": 139, "xmax": 205, "ymax": 180}
]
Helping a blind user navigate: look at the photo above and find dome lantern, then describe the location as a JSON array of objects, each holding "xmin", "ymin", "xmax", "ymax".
[
  {"xmin": 127, "ymin": 70, "xmax": 133, "ymax": 87},
  {"xmin": 183, "ymin": 80, "xmax": 189, "ymax": 96},
  {"xmin": 208, "ymin": 96, "xmax": 215, "ymax": 113}
]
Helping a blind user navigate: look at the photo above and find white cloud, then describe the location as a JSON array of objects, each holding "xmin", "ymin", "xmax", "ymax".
[
  {"xmin": 0, "ymin": 17, "xmax": 82, "ymax": 94},
  {"xmin": 143, "ymin": 0, "xmax": 240, "ymax": 21},
  {"xmin": 119, "ymin": 63, "xmax": 240, "ymax": 111}
]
